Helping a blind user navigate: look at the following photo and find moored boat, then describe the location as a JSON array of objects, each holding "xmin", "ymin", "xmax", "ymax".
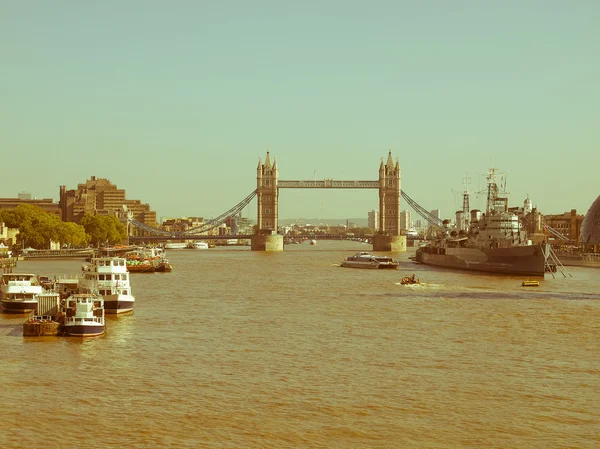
[
  {"xmin": 341, "ymin": 252, "xmax": 399, "ymax": 269},
  {"xmin": 79, "ymin": 257, "xmax": 135, "ymax": 314},
  {"xmin": 23, "ymin": 315, "xmax": 61, "ymax": 336},
  {"xmin": 187, "ymin": 241, "xmax": 209, "ymax": 249},
  {"xmin": 126, "ymin": 259, "xmax": 156, "ymax": 273},
  {"xmin": 0, "ymin": 273, "xmax": 43, "ymax": 313},
  {"xmin": 155, "ymin": 258, "xmax": 172, "ymax": 272},
  {"xmin": 23, "ymin": 291, "xmax": 62, "ymax": 336},
  {"xmin": 53, "ymin": 276, "xmax": 80, "ymax": 299},
  {"xmin": 415, "ymin": 168, "xmax": 549, "ymax": 276},
  {"xmin": 61, "ymin": 293, "xmax": 105, "ymax": 337},
  {"xmin": 164, "ymin": 242, "xmax": 187, "ymax": 249}
]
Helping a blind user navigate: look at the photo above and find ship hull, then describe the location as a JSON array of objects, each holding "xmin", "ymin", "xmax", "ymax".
[
  {"xmin": 62, "ymin": 324, "xmax": 106, "ymax": 337},
  {"xmin": 1, "ymin": 300, "xmax": 38, "ymax": 313},
  {"xmin": 415, "ymin": 244, "xmax": 547, "ymax": 276},
  {"xmin": 341, "ymin": 261, "xmax": 398, "ymax": 269},
  {"xmin": 103, "ymin": 298, "xmax": 134, "ymax": 314}
]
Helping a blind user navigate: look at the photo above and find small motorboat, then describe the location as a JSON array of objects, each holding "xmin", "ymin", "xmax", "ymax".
[
  {"xmin": 155, "ymin": 258, "xmax": 172, "ymax": 272},
  {"xmin": 522, "ymin": 279, "xmax": 540, "ymax": 287},
  {"xmin": 401, "ymin": 275, "xmax": 420, "ymax": 285}
]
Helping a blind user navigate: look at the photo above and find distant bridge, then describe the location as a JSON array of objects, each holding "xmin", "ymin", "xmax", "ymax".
[
  {"xmin": 129, "ymin": 234, "xmax": 254, "ymax": 243},
  {"xmin": 127, "ymin": 151, "xmax": 445, "ymax": 243},
  {"xmin": 128, "ymin": 233, "xmax": 421, "ymax": 243}
]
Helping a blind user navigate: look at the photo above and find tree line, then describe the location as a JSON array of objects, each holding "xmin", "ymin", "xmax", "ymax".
[{"xmin": 0, "ymin": 204, "xmax": 127, "ymax": 250}]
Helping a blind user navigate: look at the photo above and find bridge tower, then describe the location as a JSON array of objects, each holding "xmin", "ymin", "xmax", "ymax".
[
  {"xmin": 251, "ymin": 151, "xmax": 284, "ymax": 251},
  {"xmin": 373, "ymin": 150, "xmax": 406, "ymax": 251}
]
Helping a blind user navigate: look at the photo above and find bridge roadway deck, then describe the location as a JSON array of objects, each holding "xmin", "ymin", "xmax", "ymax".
[
  {"xmin": 130, "ymin": 235, "xmax": 254, "ymax": 242},
  {"xmin": 277, "ymin": 180, "xmax": 380, "ymax": 188},
  {"xmin": 129, "ymin": 234, "xmax": 419, "ymax": 242}
]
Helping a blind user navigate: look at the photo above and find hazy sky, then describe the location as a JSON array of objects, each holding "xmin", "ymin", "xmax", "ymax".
[{"xmin": 2, "ymin": 1, "xmax": 598, "ymax": 223}]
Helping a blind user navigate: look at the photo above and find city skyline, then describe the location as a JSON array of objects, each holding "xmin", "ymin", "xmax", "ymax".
[{"xmin": 2, "ymin": 1, "xmax": 598, "ymax": 220}]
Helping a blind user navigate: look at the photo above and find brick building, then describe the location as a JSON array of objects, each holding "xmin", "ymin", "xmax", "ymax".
[{"xmin": 59, "ymin": 176, "xmax": 158, "ymax": 227}]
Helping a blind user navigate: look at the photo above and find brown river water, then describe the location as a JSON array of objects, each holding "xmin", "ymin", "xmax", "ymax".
[{"xmin": 1, "ymin": 241, "xmax": 599, "ymax": 448}]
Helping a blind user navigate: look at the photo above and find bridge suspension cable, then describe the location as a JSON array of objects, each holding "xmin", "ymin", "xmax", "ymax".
[
  {"xmin": 128, "ymin": 219, "xmax": 173, "ymax": 236},
  {"xmin": 400, "ymin": 190, "xmax": 445, "ymax": 229},
  {"xmin": 543, "ymin": 224, "xmax": 570, "ymax": 241},
  {"xmin": 129, "ymin": 190, "xmax": 257, "ymax": 237}
]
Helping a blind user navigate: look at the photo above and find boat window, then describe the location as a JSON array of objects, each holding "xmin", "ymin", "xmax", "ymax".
[
  {"xmin": 99, "ymin": 275, "xmax": 105, "ymax": 281},
  {"xmin": 106, "ymin": 274, "xmax": 112, "ymax": 280}
]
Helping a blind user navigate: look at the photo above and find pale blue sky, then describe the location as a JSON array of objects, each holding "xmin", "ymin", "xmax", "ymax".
[{"xmin": 1, "ymin": 1, "xmax": 598, "ymax": 223}]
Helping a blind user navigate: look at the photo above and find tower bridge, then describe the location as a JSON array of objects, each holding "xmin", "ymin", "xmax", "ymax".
[{"xmin": 129, "ymin": 150, "xmax": 443, "ymax": 252}]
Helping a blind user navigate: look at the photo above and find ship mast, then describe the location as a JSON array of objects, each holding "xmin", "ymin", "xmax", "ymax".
[
  {"xmin": 462, "ymin": 173, "xmax": 471, "ymax": 230},
  {"xmin": 486, "ymin": 168, "xmax": 498, "ymax": 215},
  {"xmin": 486, "ymin": 167, "xmax": 509, "ymax": 215}
]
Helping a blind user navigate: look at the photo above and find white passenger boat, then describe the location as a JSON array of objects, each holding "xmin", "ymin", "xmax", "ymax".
[
  {"xmin": 164, "ymin": 242, "xmax": 187, "ymax": 249},
  {"xmin": 61, "ymin": 293, "xmax": 105, "ymax": 337},
  {"xmin": 53, "ymin": 275, "xmax": 80, "ymax": 299},
  {"xmin": 0, "ymin": 273, "xmax": 43, "ymax": 313},
  {"xmin": 341, "ymin": 252, "xmax": 399, "ymax": 269},
  {"xmin": 79, "ymin": 257, "xmax": 135, "ymax": 314},
  {"xmin": 187, "ymin": 241, "xmax": 209, "ymax": 249}
]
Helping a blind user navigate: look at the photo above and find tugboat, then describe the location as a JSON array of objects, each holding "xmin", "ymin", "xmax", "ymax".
[
  {"xmin": 61, "ymin": 293, "xmax": 105, "ymax": 337},
  {"xmin": 155, "ymin": 257, "xmax": 173, "ymax": 272}
]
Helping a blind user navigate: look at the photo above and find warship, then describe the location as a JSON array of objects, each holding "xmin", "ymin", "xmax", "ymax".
[{"xmin": 415, "ymin": 168, "xmax": 549, "ymax": 276}]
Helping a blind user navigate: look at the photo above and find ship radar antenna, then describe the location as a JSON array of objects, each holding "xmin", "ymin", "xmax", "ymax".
[{"xmin": 462, "ymin": 172, "xmax": 471, "ymax": 193}]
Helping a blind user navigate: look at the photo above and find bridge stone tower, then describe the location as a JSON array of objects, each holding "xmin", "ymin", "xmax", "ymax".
[
  {"xmin": 251, "ymin": 151, "xmax": 284, "ymax": 251},
  {"xmin": 373, "ymin": 151, "xmax": 406, "ymax": 252},
  {"xmin": 250, "ymin": 149, "xmax": 405, "ymax": 252}
]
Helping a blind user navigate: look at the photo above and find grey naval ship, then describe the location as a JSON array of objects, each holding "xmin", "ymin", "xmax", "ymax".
[{"xmin": 415, "ymin": 168, "xmax": 549, "ymax": 276}]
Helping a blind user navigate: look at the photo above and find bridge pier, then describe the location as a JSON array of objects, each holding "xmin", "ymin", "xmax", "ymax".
[
  {"xmin": 372, "ymin": 235, "xmax": 407, "ymax": 252},
  {"xmin": 251, "ymin": 234, "xmax": 284, "ymax": 252}
]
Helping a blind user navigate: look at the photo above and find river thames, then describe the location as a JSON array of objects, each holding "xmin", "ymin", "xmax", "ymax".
[{"xmin": 1, "ymin": 241, "xmax": 598, "ymax": 448}]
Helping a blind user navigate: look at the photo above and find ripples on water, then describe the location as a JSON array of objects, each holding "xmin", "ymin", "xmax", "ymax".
[{"xmin": 1, "ymin": 242, "xmax": 599, "ymax": 448}]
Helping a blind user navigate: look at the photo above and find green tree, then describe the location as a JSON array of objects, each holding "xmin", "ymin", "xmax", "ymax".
[
  {"xmin": 56, "ymin": 221, "xmax": 89, "ymax": 247},
  {"xmin": 0, "ymin": 204, "xmax": 90, "ymax": 249},
  {"xmin": 0, "ymin": 204, "xmax": 50, "ymax": 248},
  {"xmin": 80, "ymin": 214, "xmax": 127, "ymax": 246}
]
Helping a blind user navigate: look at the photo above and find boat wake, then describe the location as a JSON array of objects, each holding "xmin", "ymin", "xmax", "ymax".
[
  {"xmin": 394, "ymin": 282, "xmax": 443, "ymax": 288},
  {"xmin": 387, "ymin": 284, "xmax": 600, "ymax": 301}
]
